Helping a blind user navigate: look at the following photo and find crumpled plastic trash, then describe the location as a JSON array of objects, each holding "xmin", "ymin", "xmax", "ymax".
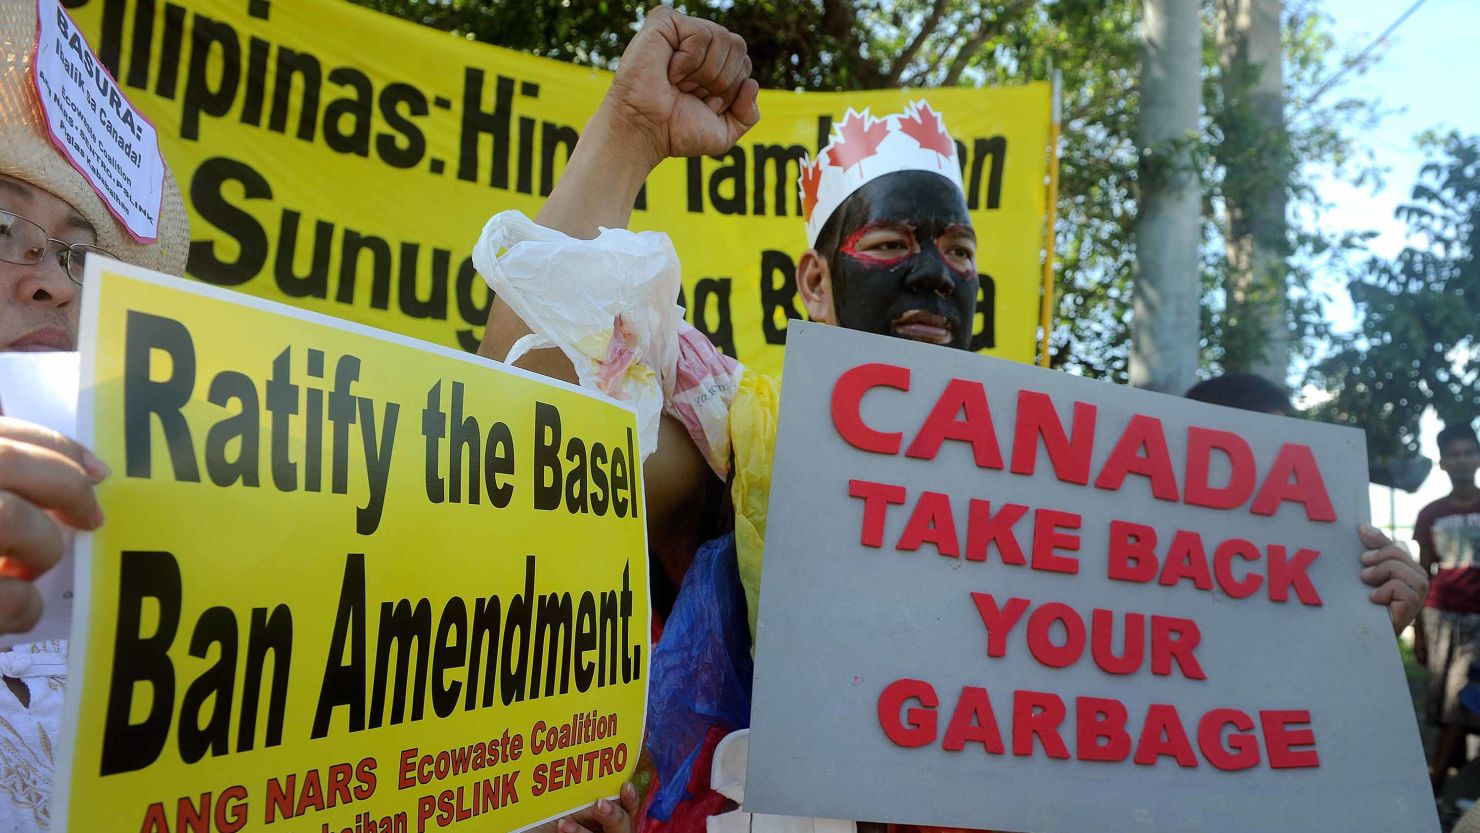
[
  {"xmin": 473, "ymin": 210, "xmax": 742, "ymax": 475},
  {"xmin": 473, "ymin": 210, "xmax": 682, "ymax": 459},
  {"xmin": 644, "ymin": 533, "xmax": 753, "ymax": 825}
]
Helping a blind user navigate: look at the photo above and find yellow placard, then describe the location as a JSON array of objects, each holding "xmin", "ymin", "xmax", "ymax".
[
  {"xmin": 68, "ymin": 0, "xmax": 1054, "ymax": 375},
  {"xmin": 58, "ymin": 259, "xmax": 649, "ymax": 833}
]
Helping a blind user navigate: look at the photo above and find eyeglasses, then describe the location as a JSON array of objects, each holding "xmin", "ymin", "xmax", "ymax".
[{"xmin": 0, "ymin": 208, "xmax": 114, "ymax": 286}]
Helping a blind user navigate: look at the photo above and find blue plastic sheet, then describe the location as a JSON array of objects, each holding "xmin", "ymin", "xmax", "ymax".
[{"xmin": 645, "ymin": 532, "xmax": 754, "ymax": 821}]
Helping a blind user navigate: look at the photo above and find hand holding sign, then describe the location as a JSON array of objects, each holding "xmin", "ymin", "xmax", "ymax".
[
  {"xmin": 56, "ymin": 260, "xmax": 651, "ymax": 833},
  {"xmin": 0, "ymin": 416, "xmax": 105, "ymax": 632},
  {"xmin": 536, "ymin": 781, "xmax": 640, "ymax": 833},
  {"xmin": 1358, "ymin": 524, "xmax": 1428, "ymax": 634}
]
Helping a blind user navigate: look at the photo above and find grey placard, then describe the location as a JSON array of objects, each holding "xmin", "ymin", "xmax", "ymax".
[{"xmin": 745, "ymin": 322, "xmax": 1435, "ymax": 833}]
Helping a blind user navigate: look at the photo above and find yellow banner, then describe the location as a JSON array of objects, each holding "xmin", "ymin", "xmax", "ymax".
[
  {"xmin": 68, "ymin": 0, "xmax": 1054, "ymax": 376},
  {"xmin": 58, "ymin": 259, "xmax": 649, "ymax": 833}
]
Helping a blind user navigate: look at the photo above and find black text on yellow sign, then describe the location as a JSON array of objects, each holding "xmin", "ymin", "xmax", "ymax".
[
  {"xmin": 70, "ymin": 0, "xmax": 1052, "ymax": 375},
  {"xmin": 58, "ymin": 261, "xmax": 650, "ymax": 833}
]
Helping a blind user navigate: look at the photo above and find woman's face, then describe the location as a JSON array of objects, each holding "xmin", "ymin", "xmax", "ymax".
[{"xmin": 0, "ymin": 174, "xmax": 89, "ymax": 351}]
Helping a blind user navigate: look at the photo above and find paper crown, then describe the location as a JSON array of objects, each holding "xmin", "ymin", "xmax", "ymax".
[{"xmin": 799, "ymin": 100, "xmax": 966, "ymax": 247}]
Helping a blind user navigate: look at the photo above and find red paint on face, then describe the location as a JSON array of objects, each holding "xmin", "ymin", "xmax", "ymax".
[
  {"xmin": 840, "ymin": 221, "xmax": 917, "ymax": 266},
  {"xmin": 825, "ymin": 171, "xmax": 979, "ymax": 350}
]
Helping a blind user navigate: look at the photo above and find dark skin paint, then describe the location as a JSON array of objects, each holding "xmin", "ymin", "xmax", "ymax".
[{"xmin": 823, "ymin": 170, "xmax": 978, "ymax": 351}]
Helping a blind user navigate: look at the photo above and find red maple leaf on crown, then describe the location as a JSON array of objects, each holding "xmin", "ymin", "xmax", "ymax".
[
  {"xmin": 800, "ymin": 159, "xmax": 824, "ymax": 221},
  {"xmin": 825, "ymin": 110, "xmax": 889, "ymax": 175},
  {"xmin": 899, "ymin": 102, "xmax": 955, "ymax": 161}
]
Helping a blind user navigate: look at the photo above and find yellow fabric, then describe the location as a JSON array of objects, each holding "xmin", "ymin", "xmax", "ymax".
[
  {"xmin": 730, "ymin": 370, "xmax": 782, "ymax": 641},
  {"xmin": 66, "ymin": 0, "xmax": 1051, "ymax": 371}
]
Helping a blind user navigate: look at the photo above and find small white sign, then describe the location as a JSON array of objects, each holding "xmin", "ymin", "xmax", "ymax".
[
  {"xmin": 0, "ymin": 352, "xmax": 79, "ymax": 648},
  {"xmin": 32, "ymin": 0, "xmax": 164, "ymax": 242}
]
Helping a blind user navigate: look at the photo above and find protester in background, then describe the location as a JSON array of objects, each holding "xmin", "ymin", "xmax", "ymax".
[
  {"xmin": 1412, "ymin": 421, "xmax": 1480, "ymax": 794},
  {"xmin": 1185, "ymin": 372, "xmax": 1292, "ymax": 415},
  {"xmin": 0, "ymin": 0, "xmax": 189, "ymax": 827}
]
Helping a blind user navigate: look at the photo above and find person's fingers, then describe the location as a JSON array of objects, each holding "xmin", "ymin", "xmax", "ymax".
[
  {"xmin": 1361, "ymin": 558, "xmax": 1420, "ymax": 590},
  {"xmin": 726, "ymin": 78, "xmax": 762, "ymax": 139},
  {"xmin": 619, "ymin": 781, "xmax": 640, "ymax": 819},
  {"xmin": 0, "ymin": 417, "xmax": 108, "ymax": 482},
  {"xmin": 664, "ymin": 13, "xmax": 715, "ymax": 86},
  {"xmin": 1368, "ymin": 577, "xmax": 1417, "ymax": 606},
  {"xmin": 1357, "ymin": 522, "xmax": 1392, "ymax": 550},
  {"xmin": 0, "ymin": 578, "xmax": 42, "ymax": 635},
  {"xmin": 1361, "ymin": 543, "xmax": 1428, "ymax": 603},
  {"xmin": 684, "ymin": 20, "xmax": 733, "ymax": 99},
  {"xmin": 1369, "ymin": 578, "xmax": 1422, "ymax": 632},
  {"xmin": 556, "ymin": 794, "xmax": 635, "ymax": 833},
  {"xmin": 1361, "ymin": 542, "xmax": 1423, "ymax": 574},
  {"xmin": 0, "ymin": 439, "xmax": 103, "ymax": 530},
  {"xmin": 1354, "ymin": 529, "xmax": 1425, "ymax": 635},
  {"xmin": 592, "ymin": 796, "xmax": 634, "ymax": 833},
  {"xmin": 614, "ymin": 6, "xmax": 695, "ymax": 106},
  {"xmin": 712, "ymin": 33, "xmax": 751, "ymax": 114},
  {"xmin": 0, "ymin": 490, "xmax": 66, "ymax": 579}
]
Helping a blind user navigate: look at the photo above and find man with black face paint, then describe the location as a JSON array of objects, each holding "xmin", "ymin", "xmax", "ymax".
[
  {"xmin": 793, "ymin": 105, "xmax": 981, "ymax": 353},
  {"xmin": 805, "ymin": 172, "xmax": 977, "ymax": 348},
  {"xmin": 475, "ymin": 10, "xmax": 1424, "ymax": 833}
]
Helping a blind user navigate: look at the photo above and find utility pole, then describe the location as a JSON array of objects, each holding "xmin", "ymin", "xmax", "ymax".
[
  {"xmin": 1217, "ymin": 0, "xmax": 1290, "ymax": 387},
  {"xmin": 1130, "ymin": 0, "xmax": 1202, "ymax": 394}
]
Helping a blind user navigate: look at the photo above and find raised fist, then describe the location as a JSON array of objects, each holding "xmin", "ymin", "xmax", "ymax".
[{"xmin": 603, "ymin": 6, "xmax": 760, "ymax": 167}]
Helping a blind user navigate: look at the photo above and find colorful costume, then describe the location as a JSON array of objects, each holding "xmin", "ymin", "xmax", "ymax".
[{"xmin": 473, "ymin": 98, "xmax": 969, "ymax": 833}]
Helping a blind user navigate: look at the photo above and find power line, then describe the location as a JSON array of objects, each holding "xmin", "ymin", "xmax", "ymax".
[{"xmin": 1306, "ymin": 0, "xmax": 1430, "ymax": 106}]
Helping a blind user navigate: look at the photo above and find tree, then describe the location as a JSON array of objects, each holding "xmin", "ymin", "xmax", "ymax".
[
  {"xmin": 1130, "ymin": 0, "xmax": 1203, "ymax": 394},
  {"xmin": 1215, "ymin": 0, "xmax": 1291, "ymax": 387},
  {"xmin": 342, "ymin": 1, "xmax": 642, "ymax": 68},
  {"xmin": 1311, "ymin": 133, "xmax": 1480, "ymax": 461}
]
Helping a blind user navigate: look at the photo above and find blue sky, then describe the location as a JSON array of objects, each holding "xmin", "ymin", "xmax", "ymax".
[
  {"xmin": 1317, "ymin": 0, "xmax": 1480, "ymax": 270},
  {"xmin": 1312, "ymin": 0, "xmax": 1480, "ymax": 535}
]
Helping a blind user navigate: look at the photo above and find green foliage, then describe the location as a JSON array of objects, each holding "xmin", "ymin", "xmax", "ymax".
[
  {"xmin": 1310, "ymin": 133, "xmax": 1480, "ymax": 461},
  {"xmin": 344, "ymin": 0, "xmax": 643, "ymax": 67}
]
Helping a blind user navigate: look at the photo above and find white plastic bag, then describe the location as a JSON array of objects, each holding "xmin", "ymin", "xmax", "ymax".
[
  {"xmin": 474, "ymin": 211, "xmax": 745, "ymax": 476},
  {"xmin": 473, "ymin": 210, "xmax": 683, "ymax": 459}
]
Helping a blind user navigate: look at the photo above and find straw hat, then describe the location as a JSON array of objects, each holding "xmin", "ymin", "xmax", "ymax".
[{"xmin": 0, "ymin": 0, "xmax": 188, "ymax": 275}]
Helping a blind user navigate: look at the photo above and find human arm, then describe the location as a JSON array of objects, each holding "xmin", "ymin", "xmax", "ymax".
[
  {"xmin": 478, "ymin": 5, "xmax": 760, "ymax": 377},
  {"xmin": 1356, "ymin": 523, "xmax": 1428, "ymax": 638},
  {"xmin": 0, "ymin": 416, "xmax": 105, "ymax": 632},
  {"xmin": 474, "ymin": 7, "xmax": 760, "ymax": 563}
]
